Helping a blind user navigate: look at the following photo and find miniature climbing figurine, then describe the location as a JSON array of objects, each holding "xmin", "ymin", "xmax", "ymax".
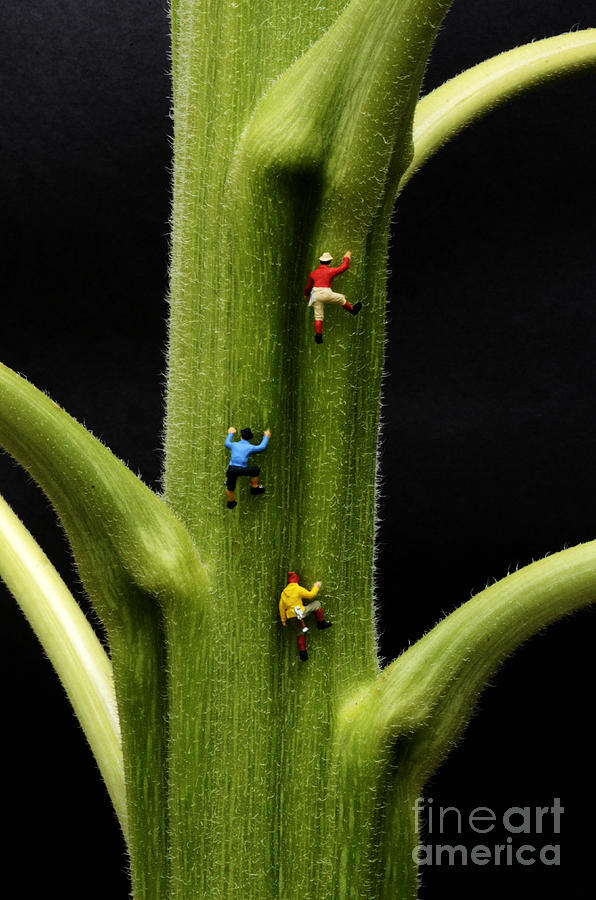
[
  {"xmin": 279, "ymin": 572, "xmax": 332, "ymax": 661},
  {"xmin": 303, "ymin": 250, "xmax": 362, "ymax": 343},
  {"xmin": 225, "ymin": 426, "xmax": 270, "ymax": 509}
]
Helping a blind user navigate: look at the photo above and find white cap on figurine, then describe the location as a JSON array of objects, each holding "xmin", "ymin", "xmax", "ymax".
[{"xmin": 319, "ymin": 252, "xmax": 333, "ymax": 262}]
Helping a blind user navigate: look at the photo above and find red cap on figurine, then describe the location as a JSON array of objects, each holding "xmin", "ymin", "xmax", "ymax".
[{"xmin": 287, "ymin": 572, "xmax": 299, "ymax": 583}]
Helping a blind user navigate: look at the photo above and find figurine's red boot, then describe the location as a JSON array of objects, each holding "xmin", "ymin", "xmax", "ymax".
[
  {"xmin": 297, "ymin": 633, "xmax": 308, "ymax": 662},
  {"xmin": 314, "ymin": 321, "xmax": 323, "ymax": 344},
  {"xmin": 343, "ymin": 301, "xmax": 362, "ymax": 316},
  {"xmin": 315, "ymin": 608, "xmax": 333, "ymax": 630}
]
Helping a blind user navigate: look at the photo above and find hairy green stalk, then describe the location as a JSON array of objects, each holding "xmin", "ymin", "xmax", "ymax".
[
  {"xmin": 1, "ymin": 2, "xmax": 596, "ymax": 898},
  {"xmin": 163, "ymin": 1, "xmax": 454, "ymax": 894}
]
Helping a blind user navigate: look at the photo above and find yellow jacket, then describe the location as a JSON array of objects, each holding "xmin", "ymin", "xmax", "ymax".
[{"xmin": 279, "ymin": 582, "xmax": 320, "ymax": 625}]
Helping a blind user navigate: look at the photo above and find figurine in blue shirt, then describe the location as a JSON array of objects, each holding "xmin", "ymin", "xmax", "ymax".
[{"xmin": 225, "ymin": 426, "xmax": 271, "ymax": 509}]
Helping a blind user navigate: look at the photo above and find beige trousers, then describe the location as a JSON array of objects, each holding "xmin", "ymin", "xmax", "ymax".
[
  {"xmin": 311, "ymin": 287, "xmax": 346, "ymax": 321},
  {"xmin": 289, "ymin": 600, "xmax": 321, "ymax": 632}
]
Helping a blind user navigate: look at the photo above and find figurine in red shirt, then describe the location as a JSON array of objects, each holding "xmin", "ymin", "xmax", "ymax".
[{"xmin": 303, "ymin": 250, "xmax": 362, "ymax": 343}]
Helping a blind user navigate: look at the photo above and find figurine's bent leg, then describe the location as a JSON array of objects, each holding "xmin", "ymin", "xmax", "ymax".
[
  {"xmin": 244, "ymin": 465, "xmax": 265, "ymax": 496},
  {"xmin": 303, "ymin": 600, "xmax": 333, "ymax": 631},
  {"xmin": 325, "ymin": 291, "xmax": 361, "ymax": 316},
  {"xmin": 312, "ymin": 290, "xmax": 361, "ymax": 340},
  {"xmin": 326, "ymin": 290, "xmax": 347, "ymax": 308},
  {"xmin": 302, "ymin": 600, "xmax": 321, "ymax": 616},
  {"xmin": 315, "ymin": 288, "xmax": 362, "ymax": 317}
]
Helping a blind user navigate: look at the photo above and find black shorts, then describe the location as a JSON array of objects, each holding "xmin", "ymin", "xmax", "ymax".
[{"xmin": 226, "ymin": 465, "xmax": 260, "ymax": 490}]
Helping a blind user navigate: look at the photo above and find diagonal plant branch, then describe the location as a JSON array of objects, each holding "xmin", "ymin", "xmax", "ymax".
[
  {"xmin": 332, "ymin": 540, "xmax": 596, "ymax": 896},
  {"xmin": 400, "ymin": 28, "xmax": 596, "ymax": 190},
  {"xmin": 0, "ymin": 364, "xmax": 202, "ymax": 610},
  {"xmin": 388, "ymin": 542, "xmax": 596, "ymax": 779},
  {"xmin": 338, "ymin": 540, "xmax": 596, "ymax": 768},
  {"xmin": 0, "ymin": 362, "xmax": 208, "ymax": 898},
  {"xmin": 0, "ymin": 493, "xmax": 127, "ymax": 836}
]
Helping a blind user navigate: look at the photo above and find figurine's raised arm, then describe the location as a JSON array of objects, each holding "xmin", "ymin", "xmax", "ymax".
[
  {"xmin": 252, "ymin": 430, "xmax": 270, "ymax": 453},
  {"xmin": 298, "ymin": 581, "xmax": 322, "ymax": 601},
  {"xmin": 329, "ymin": 253, "xmax": 351, "ymax": 276}
]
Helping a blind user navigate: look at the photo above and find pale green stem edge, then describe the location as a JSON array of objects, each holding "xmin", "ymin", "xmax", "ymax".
[
  {"xmin": 400, "ymin": 28, "xmax": 596, "ymax": 190},
  {"xmin": 0, "ymin": 493, "xmax": 128, "ymax": 838}
]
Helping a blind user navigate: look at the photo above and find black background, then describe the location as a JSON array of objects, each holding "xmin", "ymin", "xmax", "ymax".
[{"xmin": 1, "ymin": 2, "xmax": 595, "ymax": 897}]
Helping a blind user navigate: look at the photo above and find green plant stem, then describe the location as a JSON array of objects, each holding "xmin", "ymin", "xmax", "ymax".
[
  {"xmin": 163, "ymin": 1, "xmax": 454, "ymax": 896},
  {"xmin": 0, "ymin": 493, "xmax": 127, "ymax": 835}
]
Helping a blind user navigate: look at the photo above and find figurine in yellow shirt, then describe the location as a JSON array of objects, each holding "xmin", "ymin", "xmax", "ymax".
[{"xmin": 279, "ymin": 572, "xmax": 332, "ymax": 661}]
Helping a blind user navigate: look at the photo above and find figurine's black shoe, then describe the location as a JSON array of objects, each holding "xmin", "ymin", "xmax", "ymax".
[
  {"xmin": 315, "ymin": 333, "xmax": 323, "ymax": 344},
  {"xmin": 317, "ymin": 620, "xmax": 333, "ymax": 630},
  {"xmin": 349, "ymin": 302, "xmax": 362, "ymax": 316},
  {"xmin": 299, "ymin": 649, "xmax": 308, "ymax": 662},
  {"xmin": 250, "ymin": 484, "xmax": 266, "ymax": 495},
  {"xmin": 227, "ymin": 500, "xmax": 237, "ymax": 509}
]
